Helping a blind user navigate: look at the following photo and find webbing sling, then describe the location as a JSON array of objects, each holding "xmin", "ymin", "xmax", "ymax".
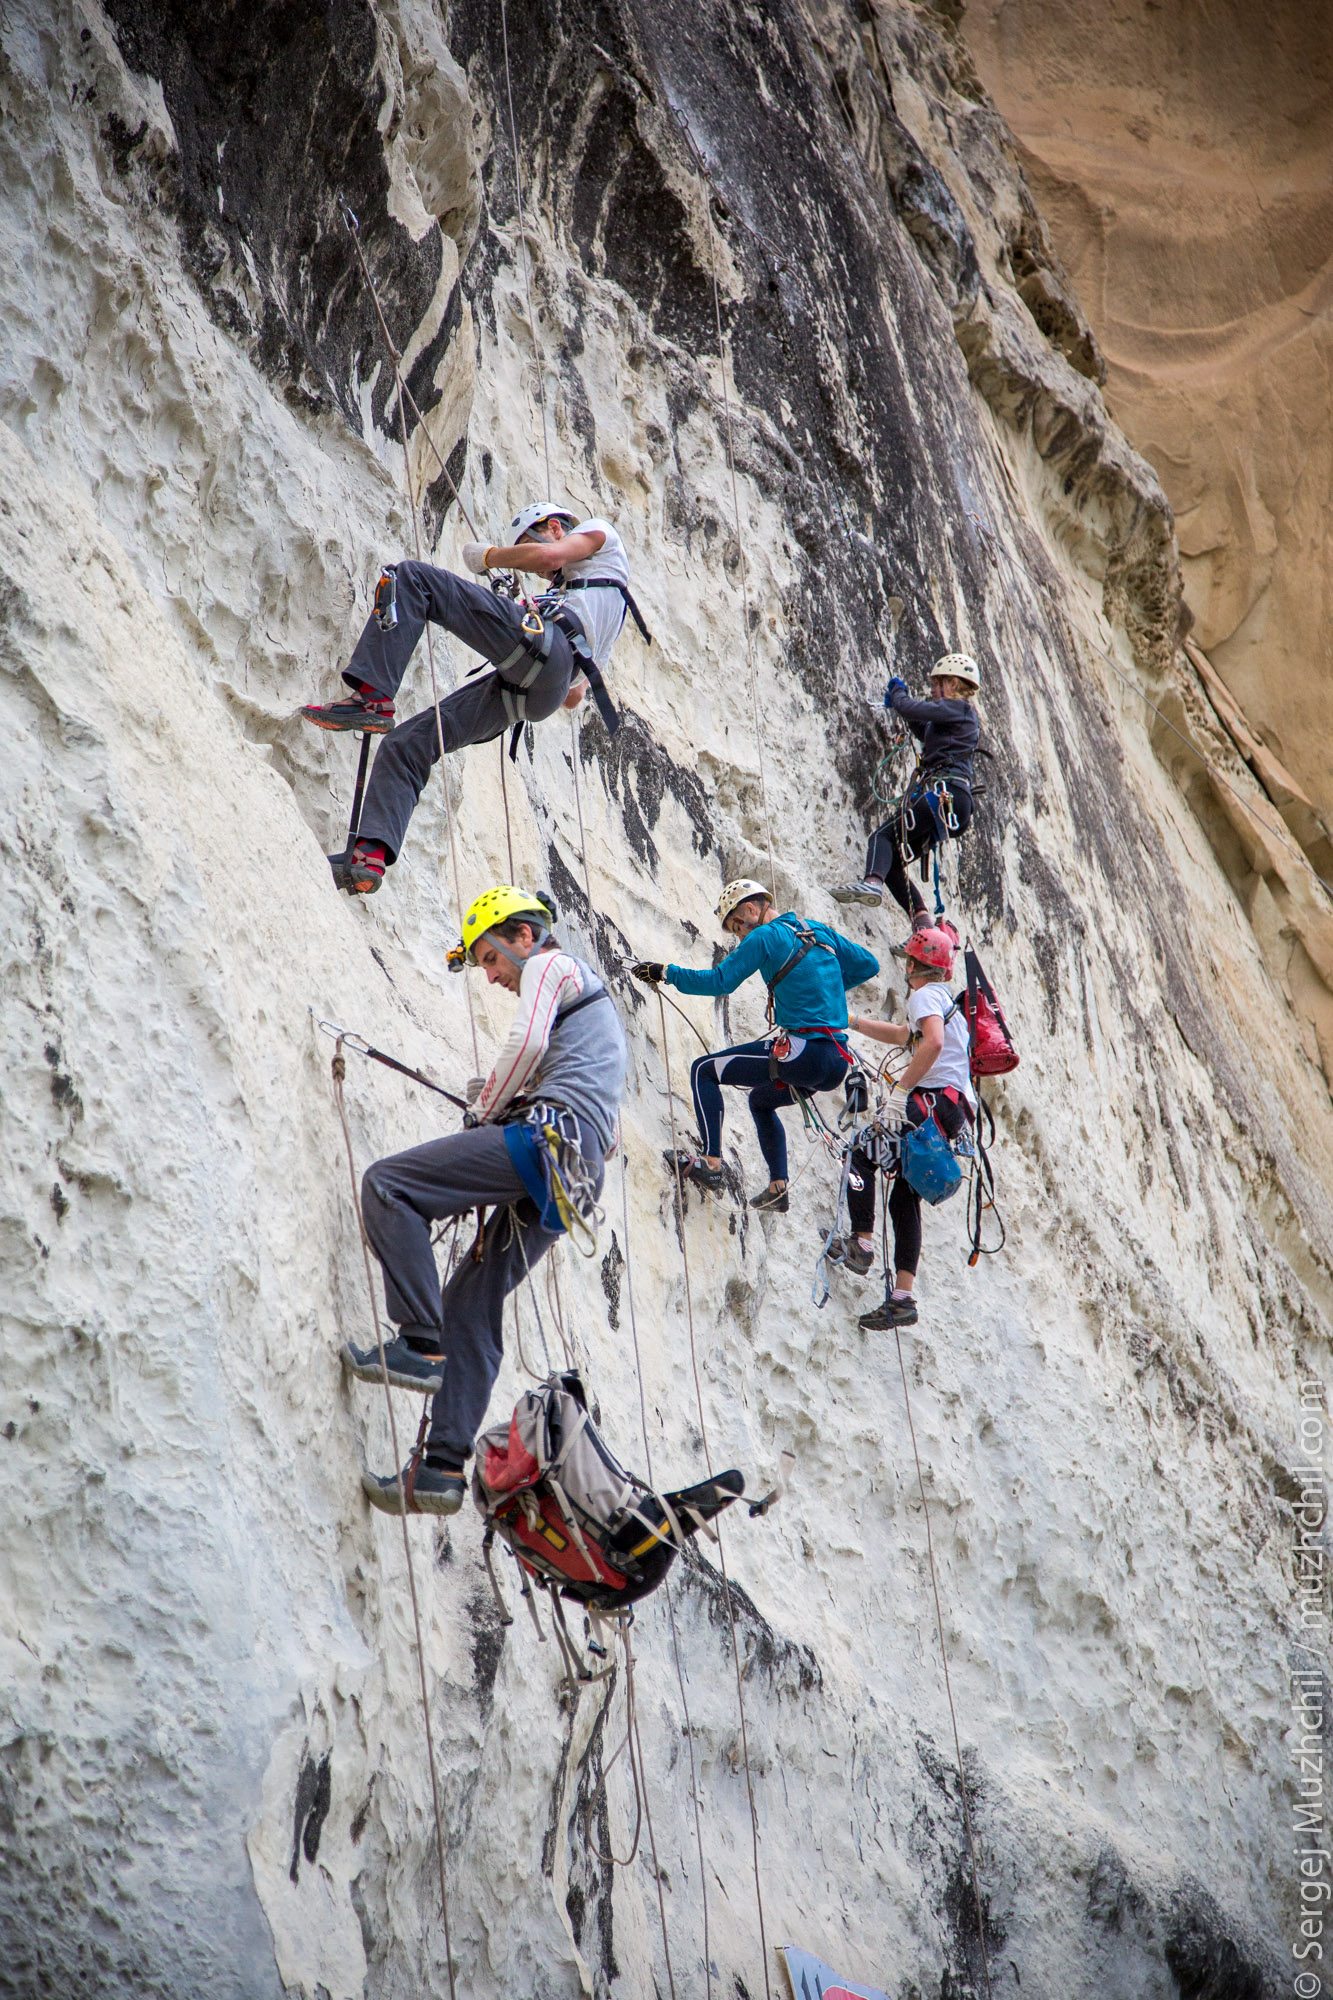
[{"xmin": 559, "ymin": 577, "xmax": 653, "ymax": 645}]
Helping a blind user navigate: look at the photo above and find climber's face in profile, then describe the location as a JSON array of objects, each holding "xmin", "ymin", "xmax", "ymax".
[
  {"xmin": 472, "ymin": 924, "xmax": 540, "ymax": 991},
  {"xmin": 725, "ymin": 898, "xmax": 769, "ymax": 941}
]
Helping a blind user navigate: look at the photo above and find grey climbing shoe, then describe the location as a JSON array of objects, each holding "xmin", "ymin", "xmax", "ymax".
[
  {"xmin": 750, "ymin": 1183, "xmax": 789, "ymax": 1213},
  {"xmin": 341, "ymin": 1336, "xmax": 444, "ymax": 1395},
  {"xmin": 362, "ymin": 1464, "xmax": 465, "ymax": 1516},
  {"xmin": 858, "ymin": 1295, "xmax": 918, "ymax": 1330},
  {"xmin": 831, "ymin": 880, "xmax": 883, "ymax": 907},
  {"xmin": 329, "ymin": 841, "xmax": 386, "ymax": 896},
  {"xmin": 825, "ymin": 1233, "xmax": 873, "ymax": 1277}
]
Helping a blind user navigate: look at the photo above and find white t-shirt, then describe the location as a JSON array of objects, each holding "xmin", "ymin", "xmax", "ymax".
[
  {"xmin": 558, "ymin": 518, "xmax": 629, "ymax": 668},
  {"xmin": 907, "ymin": 981, "xmax": 975, "ymax": 1105}
]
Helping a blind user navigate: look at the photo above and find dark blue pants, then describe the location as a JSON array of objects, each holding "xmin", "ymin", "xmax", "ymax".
[
  {"xmin": 866, "ymin": 786, "xmax": 973, "ymax": 919},
  {"xmin": 690, "ymin": 1036, "xmax": 850, "ymax": 1181},
  {"xmin": 345, "ymin": 560, "xmax": 575, "ymax": 864}
]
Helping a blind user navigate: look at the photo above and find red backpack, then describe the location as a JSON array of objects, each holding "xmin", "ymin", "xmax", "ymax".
[{"xmin": 962, "ymin": 946, "xmax": 1019, "ymax": 1078}]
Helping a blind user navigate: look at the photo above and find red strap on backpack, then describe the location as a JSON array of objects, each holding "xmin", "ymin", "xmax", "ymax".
[{"xmin": 963, "ymin": 947, "xmax": 1019, "ymax": 1078}]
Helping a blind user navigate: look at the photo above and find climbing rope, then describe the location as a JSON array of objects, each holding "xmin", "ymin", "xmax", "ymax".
[
  {"xmin": 890, "ymin": 1307, "xmax": 993, "ymax": 1998},
  {"xmin": 337, "ymin": 198, "xmax": 481, "ymax": 1072},
  {"xmin": 655, "ymin": 991, "xmax": 773, "ymax": 2000},
  {"xmin": 498, "ymin": 0, "xmax": 553, "ymax": 497},
  {"xmin": 676, "ymin": 117, "xmax": 777, "ymax": 903},
  {"xmin": 329, "ymin": 1040, "xmax": 459, "ymax": 2000},
  {"xmin": 499, "ymin": 740, "xmax": 516, "ymax": 879},
  {"xmin": 620, "ymin": 1156, "xmax": 713, "ymax": 1997}
]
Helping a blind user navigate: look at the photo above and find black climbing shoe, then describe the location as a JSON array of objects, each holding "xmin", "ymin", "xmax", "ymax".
[
  {"xmin": 329, "ymin": 840, "xmax": 386, "ymax": 895},
  {"xmin": 664, "ymin": 1468, "xmax": 745, "ymax": 1529},
  {"xmin": 362, "ymin": 1463, "xmax": 465, "ymax": 1516},
  {"xmin": 341, "ymin": 1336, "xmax": 444, "ymax": 1395},
  {"xmin": 825, "ymin": 1233, "xmax": 873, "ymax": 1278},
  {"xmin": 302, "ymin": 693, "xmax": 396, "ymax": 734},
  {"xmin": 858, "ymin": 1295, "xmax": 918, "ymax": 1331},
  {"xmin": 663, "ymin": 1148, "xmax": 725, "ymax": 1194},
  {"xmin": 750, "ymin": 1183, "xmax": 789, "ymax": 1213}
]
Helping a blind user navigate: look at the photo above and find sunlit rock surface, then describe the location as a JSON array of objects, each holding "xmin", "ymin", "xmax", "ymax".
[
  {"xmin": 0, "ymin": 3, "xmax": 1326, "ymax": 1996},
  {"xmin": 965, "ymin": 0, "xmax": 1333, "ymax": 829}
]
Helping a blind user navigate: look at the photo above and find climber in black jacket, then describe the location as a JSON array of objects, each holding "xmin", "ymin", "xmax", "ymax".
[{"xmin": 832, "ymin": 652, "xmax": 981, "ymax": 930}]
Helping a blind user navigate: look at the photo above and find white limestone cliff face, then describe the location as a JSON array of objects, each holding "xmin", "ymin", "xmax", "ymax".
[{"xmin": 0, "ymin": 3, "xmax": 1327, "ymax": 1997}]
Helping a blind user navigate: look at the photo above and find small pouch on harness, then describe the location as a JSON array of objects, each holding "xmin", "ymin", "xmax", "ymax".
[
  {"xmin": 502, "ymin": 1106, "xmax": 596, "ymax": 1238},
  {"xmin": 900, "ymin": 1113, "xmax": 963, "ymax": 1204}
]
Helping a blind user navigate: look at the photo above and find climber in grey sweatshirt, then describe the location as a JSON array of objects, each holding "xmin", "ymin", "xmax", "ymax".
[{"xmin": 342, "ymin": 885, "xmax": 627, "ymax": 1517}]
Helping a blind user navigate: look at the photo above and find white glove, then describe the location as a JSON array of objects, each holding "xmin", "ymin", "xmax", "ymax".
[
  {"xmin": 465, "ymin": 1075, "xmax": 486, "ymax": 1105},
  {"xmin": 882, "ymin": 1086, "xmax": 910, "ymax": 1132},
  {"xmin": 461, "ymin": 541, "xmax": 490, "ymax": 574}
]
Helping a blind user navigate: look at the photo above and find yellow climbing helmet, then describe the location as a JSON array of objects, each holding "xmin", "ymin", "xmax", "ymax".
[
  {"xmin": 458, "ymin": 885, "xmax": 556, "ymax": 964},
  {"xmin": 716, "ymin": 877, "xmax": 771, "ymax": 927}
]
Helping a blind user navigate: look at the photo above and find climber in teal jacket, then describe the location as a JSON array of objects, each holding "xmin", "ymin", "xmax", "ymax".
[{"xmin": 632, "ymin": 878, "xmax": 879, "ymax": 1214}]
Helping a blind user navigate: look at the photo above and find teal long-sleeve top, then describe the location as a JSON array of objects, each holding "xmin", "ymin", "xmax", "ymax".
[{"xmin": 666, "ymin": 913, "xmax": 880, "ymax": 1032}]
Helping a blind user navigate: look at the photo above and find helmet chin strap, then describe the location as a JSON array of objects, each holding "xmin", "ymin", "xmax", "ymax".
[{"xmin": 480, "ymin": 924, "xmax": 550, "ymax": 970}]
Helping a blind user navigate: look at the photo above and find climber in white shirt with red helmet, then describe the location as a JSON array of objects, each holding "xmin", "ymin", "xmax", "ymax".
[{"xmin": 302, "ymin": 502, "xmax": 649, "ymax": 895}]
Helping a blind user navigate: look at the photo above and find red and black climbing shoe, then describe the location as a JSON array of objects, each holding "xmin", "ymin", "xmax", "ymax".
[
  {"xmin": 330, "ymin": 841, "xmax": 386, "ymax": 896},
  {"xmin": 362, "ymin": 1463, "xmax": 465, "ymax": 1516},
  {"xmin": 825, "ymin": 1232, "xmax": 873, "ymax": 1277},
  {"xmin": 858, "ymin": 1294, "xmax": 919, "ymax": 1331},
  {"xmin": 663, "ymin": 1148, "xmax": 725, "ymax": 1194},
  {"xmin": 750, "ymin": 1182, "xmax": 789, "ymax": 1214},
  {"xmin": 301, "ymin": 690, "xmax": 396, "ymax": 734},
  {"xmin": 341, "ymin": 1336, "xmax": 443, "ymax": 1395}
]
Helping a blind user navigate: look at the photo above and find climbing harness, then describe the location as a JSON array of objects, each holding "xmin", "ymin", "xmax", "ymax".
[
  {"xmin": 327, "ymin": 1035, "xmax": 459, "ymax": 2000},
  {"xmin": 501, "ymin": 1102, "xmax": 602, "ymax": 1255}
]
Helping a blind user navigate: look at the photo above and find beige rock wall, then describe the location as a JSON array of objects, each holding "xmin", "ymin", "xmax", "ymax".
[
  {"xmin": 0, "ymin": 2, "xmax": 1328, "ymax": 1997},
  {"xmin": 964, "ymin": 0, "xmax": 1333, "ymax": 827}
]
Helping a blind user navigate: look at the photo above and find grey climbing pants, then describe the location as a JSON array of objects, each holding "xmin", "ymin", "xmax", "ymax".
[
  {"xmin": 360, "ymin": 1121, "xmax": 605, "ymax": 1464},
  {"xmin": 347, "ymin": 561, "xmax": 575, "ymax": 863}
]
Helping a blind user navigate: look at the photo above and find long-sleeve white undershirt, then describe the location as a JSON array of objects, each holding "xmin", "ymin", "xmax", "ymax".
[{"xmin": 474, "ymin": 949, "xmax": 587, "ymax": 1124}]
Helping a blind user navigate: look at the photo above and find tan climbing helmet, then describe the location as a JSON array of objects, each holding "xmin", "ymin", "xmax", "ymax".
[
  {"xmin": 930, "ymin": 652, "xmax": 981, "ymax": 689},
  {"xmin": 716, "ymin": 877, "xmax": 772, "ymax": 927}
]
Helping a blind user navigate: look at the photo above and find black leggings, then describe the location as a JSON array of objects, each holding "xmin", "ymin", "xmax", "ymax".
[
  {"xmin": 866, "ymin": 786, "xmax": 973, "ymax": 919},
  {"xmin": 846, "ymin": 1091, "xmax": 969, "ymax": 1276}
]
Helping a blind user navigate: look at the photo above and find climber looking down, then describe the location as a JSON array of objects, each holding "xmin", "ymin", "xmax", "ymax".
[
  {"xmin": 303, "ymin": 503, "xmax": 646, "ymax": 894},
  {"xmin": 831, "ymin": 652, "xmax": 981, "ymax": 932},
  {"xmin": 632, "ymin": 879, "xmax": 879, "ymax": 1214},
  {"xmin": 343, "ymin": 885, "xmax": 627, "ymax": 1515},
  {"xmin": 833, "ymin": 923, "xmax": 974, "ymax": 1329}
]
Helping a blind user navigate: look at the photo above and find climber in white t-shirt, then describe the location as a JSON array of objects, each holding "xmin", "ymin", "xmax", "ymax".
[
  {"xmin": 836, "ymin": 923, "xmax": 975, "ymax": 1329},
  {"xmin": 303, "ymin": 503, "xmax": 649, "ymax": 896}
]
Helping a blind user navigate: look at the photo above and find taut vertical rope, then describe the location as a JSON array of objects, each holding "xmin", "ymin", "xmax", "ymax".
[
  {"xmin": 499, "ymin": 0, "xmax": 553, "ymax": 497},
  {"xmin": 677, "ymin": 122, "xmax": 777, "ymax": 901},
  {"xmin": 893, "ymin": 1328, "xmax": 993, "ymax": 1997},
  {"xmin": 655, "ymin": 992, "xmax": 773, "ymax": 2000},
  {"xmin": 621, "ymin": 1156, "xmax": 713, "ymax": 1997},
  {"xmin": 337, "ymin": 199, "xmax": 481, "ymax": 1072},
  {"xmin": 330, "ymin": 1046, "xmax": 458, "ymax": 2000}
]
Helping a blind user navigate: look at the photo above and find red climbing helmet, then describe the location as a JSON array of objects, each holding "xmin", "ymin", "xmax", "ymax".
[{"xmin": 904, "ymin": 925, "xmax": 957, "ymax": 972}]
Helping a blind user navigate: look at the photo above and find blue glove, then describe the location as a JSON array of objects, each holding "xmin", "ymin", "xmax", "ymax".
[{"xmin": 884, "ymin": 675, "xmax": 908, "ymax": 707}]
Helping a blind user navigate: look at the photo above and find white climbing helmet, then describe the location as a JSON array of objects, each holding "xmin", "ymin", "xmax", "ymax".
[
  {"xmin": 510, "ymin": 500, "xmax": 578, "ymax": 542},
  {"xmin": 930, "ymin": 652, "xmax": 981, "ymax": 689},
  {"xmin": 716, "ymin": 877, "xmax": 771, "ymax": 926}
]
